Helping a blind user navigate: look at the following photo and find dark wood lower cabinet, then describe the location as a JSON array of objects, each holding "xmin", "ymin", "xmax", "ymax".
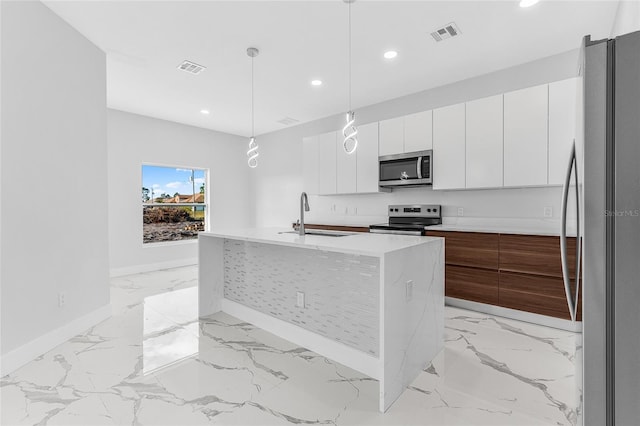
[
  {"xmin": 428, "ymin": 231, "xmax": 499, "ymax": 269},
  {"xmin": 429, "ymin": 230, "xmax": 581, "ymax": 321},
  {"xmin": 499, "ymin": 271, "xmax": 582, "ymax": 321},
  {"xmin": 446, "ymin": 265, "xmax": 499, "ymax": 305}
]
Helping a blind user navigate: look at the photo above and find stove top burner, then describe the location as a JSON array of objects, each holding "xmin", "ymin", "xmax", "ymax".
[{"xmin": 369, "ymin": 204, "xmax": 442, "ymax": 236}]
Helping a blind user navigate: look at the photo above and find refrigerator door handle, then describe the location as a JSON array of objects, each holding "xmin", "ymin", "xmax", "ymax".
[
  {"xmin": 572, "ymin": 144, "xmax": 581, "ymax": 320},
  {"xmin": 561, "ymin": 140, "xmax": 578, "ymax": 322}
]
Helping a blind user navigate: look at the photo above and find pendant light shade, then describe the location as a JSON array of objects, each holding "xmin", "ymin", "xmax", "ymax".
[
  {"xmin": 247, "ymin": 47, "xmax": 259, "ymax": 168},
  {"xmin": 343, "ymin": 111, "xmax": 358, "ymax": 154},
  {"xmin": 342, "ymin": 0, "xmax": 358, "ymax": 155}
]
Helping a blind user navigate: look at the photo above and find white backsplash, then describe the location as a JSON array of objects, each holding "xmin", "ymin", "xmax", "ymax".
[{"xmin": 301, "ymin": 185, "xmax": 577, "ymax": 234}]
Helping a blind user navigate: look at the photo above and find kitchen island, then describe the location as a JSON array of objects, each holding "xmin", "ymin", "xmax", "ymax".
[{"xmin": 198, "ymin": 228, "xmax": 444, "ymax": 412}]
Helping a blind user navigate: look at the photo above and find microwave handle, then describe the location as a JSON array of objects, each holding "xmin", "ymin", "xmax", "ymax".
[{"xmin": 417, "ymin": 157, "xmax": 423, "ymax": 179}]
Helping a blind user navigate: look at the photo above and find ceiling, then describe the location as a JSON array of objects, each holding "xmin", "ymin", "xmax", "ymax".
[{"xmin": 42, "ymin": 0, "xmax": 619, "ymax": 137}]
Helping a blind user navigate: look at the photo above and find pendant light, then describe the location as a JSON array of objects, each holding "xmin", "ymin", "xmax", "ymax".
[
  {"xmin": 342, "ymin": 0, "xmax": 358, "ymax": 155},
  {"xmin": 247, "ymin": 47, "xmax": 260, "ymax": 168}
]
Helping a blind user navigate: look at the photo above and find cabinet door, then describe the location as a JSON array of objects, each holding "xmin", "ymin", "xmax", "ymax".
[
  {"xmin": 433, "ymin": 103, "xmax": 466, "ymax": 190},
  {"xmin": 499, "ymin": 271, "xmax": 581, "ymax": 320},
  {"xmin": 404, "ymin": 110, "xmax": 433, "ymax": 152},
  {"xmin": 356, "ymin": 122, "xmax": 380, "ymax": 193},
  {"xmin": 548, "ymin": 78, "xmax": 577, "ymax": 185},
  {"xmin": 466, "ymin": 95, "xmax": 503, "ymax": 188},
  {"xmin": 302, "ymin": 135, "xmax": 319, "ymax": 195},
  {"xmin": 446, "ymin": 265, "xmax": 499, "ymax": 305},
  {"xmin": 378, "ymin": 116, "xmax": 404, "ymax": 156},
  {"xmin": 499, "ymin": 234, "xmax": 577, "ymax": 279},
  {"xmin": 427, "ymin": 230, "xmax": 499, "ymax": 269},
  {"xmin": 504, "ymin": 84, "xmax": 548, "ymax": 187},
  {"xmin": 318, "ymin": 131, "xmax": 337, "ymax": 195},
  {"xmin": 336, "ymin": 133, "xmax": 357, "ymax": 194}
]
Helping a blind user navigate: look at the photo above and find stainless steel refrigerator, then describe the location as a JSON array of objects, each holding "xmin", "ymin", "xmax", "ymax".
[{"xmin": 561, "ymin": 30, "xmax": 640, "ymax": 426}]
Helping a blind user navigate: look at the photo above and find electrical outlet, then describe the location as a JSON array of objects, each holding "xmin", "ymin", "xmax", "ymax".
[
  {"xmin": 58, "ymin": 292, "xmax": 65, "ymax": 308},
  {"xmin": 406, "ymin": 280, "xmax": 414, "ymax": 302},
  {"xmin": 544, "ymin": 206, "xmax": 553, "ymax": 218},
  {"xmin": 457, "ymin": 207, "xmax": 464, "ymax": 217},
  {"xmin": 296, "ymin": 291, "xmax": 305, "ymax": 308}
]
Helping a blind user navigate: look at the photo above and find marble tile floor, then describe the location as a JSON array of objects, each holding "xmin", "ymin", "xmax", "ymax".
[{"xmin": 1, "ymin": 265, "xmax": 582, "ymax": 426}]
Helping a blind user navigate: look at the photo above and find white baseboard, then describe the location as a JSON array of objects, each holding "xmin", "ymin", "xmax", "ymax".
[
  {"xmin": 110, "ymin": 258, "xmax": 197, "ymax": 277},
  {"xmin": 219, "ymin": 299, "xmax": 381, "ymax": 380},
  {"xmin": 445, "ymin": 297, "xmax": 583, "ymax": 332},
  {"xmin": 1, "ymin": 304, "xmax": 112, "ymax": 377}
]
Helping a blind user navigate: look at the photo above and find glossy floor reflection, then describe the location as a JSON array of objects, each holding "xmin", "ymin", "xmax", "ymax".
[{"xmin": 1, "ymin": 266, "xmax": 581, "ymax": 425}]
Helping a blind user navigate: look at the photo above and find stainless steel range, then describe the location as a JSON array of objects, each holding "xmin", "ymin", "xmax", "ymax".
[{"xmin": 369, "ymin": 204, "xmax": 442, "ymax": 236}]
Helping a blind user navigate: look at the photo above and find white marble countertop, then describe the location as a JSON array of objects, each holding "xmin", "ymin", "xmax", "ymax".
[
  {"xmin": 304, "ymin": 217, "xmax": 576, "ymax": 237},
  {"xmin": 200, "ymin": 228, "xmax": 442, "ymax": 256},
  {"xmin": 429, "ymin": 217, "xmax": 576, "ymax": 237}
]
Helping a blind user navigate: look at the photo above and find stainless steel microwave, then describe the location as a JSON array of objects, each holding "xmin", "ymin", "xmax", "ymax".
[{"xmin": 379, "ymin": 150, "xmax": 433, "ymax": 187}]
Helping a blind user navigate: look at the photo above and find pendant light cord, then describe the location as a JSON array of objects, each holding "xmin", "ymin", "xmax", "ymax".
[
  {"xmin": 251, "ymin": 55, "xmax": 255, "ymax": 137},
  {"xmin": 348, "ymin": 0, "xmax": 352, "ymax": 112}
]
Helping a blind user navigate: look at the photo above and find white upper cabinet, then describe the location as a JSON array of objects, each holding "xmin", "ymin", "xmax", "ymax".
[
  {"xmin": 305, "ymin": 123, "xmax": 383, "ymax": 195},
  {"xmin": 302, "ymin": 135, "xmax": 319, "ymax": 195},
  {"xmin": 356, "ymin": 122, "xmax": 380, "ymax": 193},
  {"xmin": 404, "ymin": 110, "xmax": 433, "ymax": 152},
  {"xmin": 433, "ymin": 103, "xmax": 466, "ymax": 190},
  {"xmin": 318, "ymin": 131, "xmax": 337, "ymax": 195},
  {"xmin": 379, "ymin": 112, "xmax": 432, "ymax": 156},
  {"xmin": 336, "ymin": 133, "xmax": 357, "ymax": 194},
  {"xmin": 465, "ymin": 95, "xmax": 503, "ymax": 189},
  {"xmin": 378, "ymin": 116, "xmax": 404, "ymax": 156},
  {"xmin": 503, "ymin": 84, "xmax": 548, "ymax": 187},
  {"xmin": 548, "ymin": 78, "xmax": 577, "ymax": 185}
]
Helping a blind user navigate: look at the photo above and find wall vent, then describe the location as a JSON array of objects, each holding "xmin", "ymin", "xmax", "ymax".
[
  {"xmin": 277, "ymin": 117, "xmax": 300, "ymax": 126},
  {"xmin": 177, "ymin": 60, "xmax": 206, "ymax": 75},
  {"xmin": 430, "ymin": 22, "xmax": 462, "ymax": 42}
]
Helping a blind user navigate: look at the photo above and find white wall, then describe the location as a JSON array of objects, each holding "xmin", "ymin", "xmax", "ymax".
[
  {"xmin": 108, "ymin": 109, "xmax": 253, "ymax": 276},
  {"xmin": 611, "ymin": 1, "xmax": 640, "ymax": 36},
  {"xmin": 1, "ymin": 0, "xmax": 109, "ymax": 370},
  {"xmin": 253, "ymin": 49, "xmax": 580, "ymax": 228}
]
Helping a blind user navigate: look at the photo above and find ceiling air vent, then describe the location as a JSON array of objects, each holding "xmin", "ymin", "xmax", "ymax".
[
  {"xmin": 177, "ymin": 60, "xmax": 206, "ymax": 75},
  {"xmin": 430, "ymin": 22, "xmax": 462, "ymax": 42},
  {"xmin": 277, "ymin": 117, "xmax": 300, "ymax": 126}
]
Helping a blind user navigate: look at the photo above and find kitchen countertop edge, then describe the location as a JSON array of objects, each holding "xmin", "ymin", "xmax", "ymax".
[{"xmin": 200, "ymin": 228, "xmax": 443, "ymax": 257}]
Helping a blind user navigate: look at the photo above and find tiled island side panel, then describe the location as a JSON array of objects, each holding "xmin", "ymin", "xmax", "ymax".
[{"xmin": 223, "ymin": 239, "xmax": 380, "ymax": 356}]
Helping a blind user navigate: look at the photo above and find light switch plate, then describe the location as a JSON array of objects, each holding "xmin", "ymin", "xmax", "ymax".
[
  {"xmin": 544, "ymin": 206, "xmax": 553, "ymax": 217},
  {"xmin": 457, "ymin": 207, "xmax": 464, "ymax": 217}
]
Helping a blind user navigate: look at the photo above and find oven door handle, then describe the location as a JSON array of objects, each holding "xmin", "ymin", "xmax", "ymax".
[
  {"xmin": 417, "ymin": 157, "xmax": 423, "ymax": 179},
  {"xmin": 370, "ymin": 228, "xmax": 423, "ymax": 236}
]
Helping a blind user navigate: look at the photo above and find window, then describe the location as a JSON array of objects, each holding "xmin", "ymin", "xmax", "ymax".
[{"xmin": 142, "ymin": 165, "xmax": 207, "ymax": 244}]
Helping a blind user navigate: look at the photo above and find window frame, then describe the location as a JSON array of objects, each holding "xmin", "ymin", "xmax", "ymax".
[{"xmin": 141, "ymin": 163, "xmax": 209, "ymax": 246}]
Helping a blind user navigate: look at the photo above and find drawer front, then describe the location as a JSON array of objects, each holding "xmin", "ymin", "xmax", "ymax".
[
  {"xmin": 427, "ymin": 231, "xmax": 499, "ymax": 270},
  {"xmin": 499, "ymin": 234, "xmax": 577, "ymax": 278},
  {"xmin": 499, "ymin": 271, "xmax": 582, "ymax": 320},
  {"xmin": 446, "ymin": 265, "xmax": 499, "ymax": 305}
]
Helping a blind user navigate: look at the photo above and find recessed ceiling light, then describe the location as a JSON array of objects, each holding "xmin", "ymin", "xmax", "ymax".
[
  {"xmin": 311, "ymin": 80, "xmax": 323, "ymax": 86},
  {"xmin": 519, "ymin": 0, "xmax": 540, "ymax": 8},
  {"xmin": 200, "ymin": 109, "xmax": 210, "ymax": 115},
  {"xmin": 383, "ymin": 50, "xmax": 398, "ymax": 60}
]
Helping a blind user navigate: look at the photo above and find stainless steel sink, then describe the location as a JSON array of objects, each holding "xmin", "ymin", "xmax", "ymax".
[{"xmin": 279, "ymin": 230, "xmax": 355, "ymax": 237}]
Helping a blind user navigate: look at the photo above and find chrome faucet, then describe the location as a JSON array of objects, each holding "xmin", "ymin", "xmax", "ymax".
[{"xmin": 299, "ymin": 192, "xmax": 310, "ymax": 236}]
